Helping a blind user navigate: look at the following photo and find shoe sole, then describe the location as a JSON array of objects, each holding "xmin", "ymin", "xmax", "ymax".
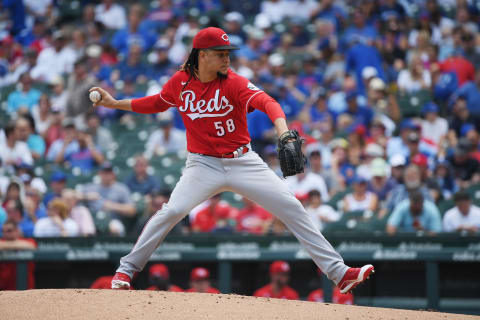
[
  {"xmin": 111, "ymin": 279, "xmax": 130, "ymax": 290},
  {"xmin": 340, "ymin": 264, "xmax": 374, "ymax": 294}
]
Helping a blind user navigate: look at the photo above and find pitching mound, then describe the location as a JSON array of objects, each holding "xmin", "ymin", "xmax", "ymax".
[{"xmin": 1, "ymin": 289, "xmax": 478, "ymax": 320}]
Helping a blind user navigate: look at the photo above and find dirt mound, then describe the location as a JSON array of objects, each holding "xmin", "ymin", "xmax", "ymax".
[{"xmin": 0, "ymin": 289, "xmax": 478, "ymax": 320}]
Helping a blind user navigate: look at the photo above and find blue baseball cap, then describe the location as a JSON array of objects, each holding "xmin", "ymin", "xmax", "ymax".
[
  {"xmin": 400, "ymin": 119, "xmax": 418, "ymax": 131},
  {"xmin": 460, "ymin": 123, "xmax": 475, "ymax": 137},
  {"xmin": 422, "ymin": 102, "xmax": 439, "ymax": 114},
  {"xmin": 352, "ymin": 175, "xmax": 368, "ymax": 184},
  {"xmin": 345, "ymin": 91, "xmax": 357, "ymax": 101},
  {"xmin": 50, "ymin": 171, "xmax": 67, "ymax": 182}
]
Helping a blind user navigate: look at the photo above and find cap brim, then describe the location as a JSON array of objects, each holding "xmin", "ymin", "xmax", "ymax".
[{"xmin": 207, "ymin": 45, "xmax": 239, "ymax": 50}]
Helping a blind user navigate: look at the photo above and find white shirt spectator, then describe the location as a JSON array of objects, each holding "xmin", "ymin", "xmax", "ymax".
[
  {"xmin": 144, "ymin": 128, "xmax": 187, "ymax": 158},
  {"xmin": 286, "ymin": 172, "xmax": 329, "ymax": 202},
  {"xmin": 421, "ymin": 117, "xmax": 448, "ymax": 145},
  {"xmin": 33, "ymin": 217, "xmax": 79, "ymax": 237},
  {"xmin": 287, "ymin": 0, "xmax": 318, "ymax": 21},
  {"xmin": 306, "ymin": 204, "xmax": 340, "ymax": 231},
  {"xmin": 31, "ymin": 105, "xmax": 52, "ymax": 135},
  {"xmin": 95, "ymin": 2, "xmax": 127, "ymax": 30},
  {"xmin": 397, "ymin": 69, "xmax": 431, "ymax": 93},
  {"xmin": 443, "ymin": 205, "xmax": 480, "ymax": 232},
  {"xmin": 0, "ymin": 140, "xmax": 33, "ymax": 166},
  {"xmin": 344, "ymin": 192, "xmax": 375, "ymax": 212},
  {"xmin": 70, "ymin": 205, "xmax": 96, "ymax": 236},
  {"xmin": 30, "ymin": 46, "xmax": 77, "ymax": 84},
  {"xmin": 260, "ymin": 0, "xmax": 290, "ymax": 24}
]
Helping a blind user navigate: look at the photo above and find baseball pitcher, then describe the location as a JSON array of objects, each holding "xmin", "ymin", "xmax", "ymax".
[{"xmin": 89, "ymin": 27, "xmax": 374, "ymax": 294}]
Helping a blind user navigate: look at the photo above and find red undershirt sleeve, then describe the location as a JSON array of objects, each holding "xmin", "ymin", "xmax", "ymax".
[
  {"xmin": 249, "ymin": 91, "xmax": 286, "ymax": 122},
  {"xmin": 131, "ymin": 93, "xmax": 173, "ymax": 114}
]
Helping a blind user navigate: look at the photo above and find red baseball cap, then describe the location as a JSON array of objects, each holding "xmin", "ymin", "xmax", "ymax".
[
  {"xmin": 192, "ymin": 27, "xmax": 239, "ymax": 50},
  {"xmin": 149, "ymin": 263, "xmax": 169, "ymax": 279},
  {"xmin": 191, "ymin": 267, "xmax": 210, "ymax": 281},
  {"xmin": 411, "ymin": 153, "xmax": 428, "ymax": 168},
  {"xmin": 269, "ymin": 260, "xmax": 290, "ymax": 274}
]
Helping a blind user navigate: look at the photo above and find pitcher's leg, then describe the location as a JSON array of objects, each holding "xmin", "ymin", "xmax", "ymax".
[
  {"xmin": 117, "ymin": 155, "xmax": 225, "ymax": 278},
  {"xmin": 227, "ymin": 153, "xmax": 348, "ymax": 284}
]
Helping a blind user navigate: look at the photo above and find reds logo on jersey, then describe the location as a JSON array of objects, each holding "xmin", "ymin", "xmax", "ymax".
[{"xmin": 180, "ymin": 89, "xmax": 234, "ymax": 120}]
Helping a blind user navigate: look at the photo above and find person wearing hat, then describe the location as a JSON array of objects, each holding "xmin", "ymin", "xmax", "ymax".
[
  {"xmin": 446, "ymin": 137, "xmax": 480, "ymax": 188},
  {"xmin": 223, "ymin": 12, "xmax": 246, "ymax": 47},
  {"xmin": 388, "ymin": 154, "xmax": 406, "ymax": 185},
  {"xmin": 308, "ymin": 268, "xmax": 354, "ymax": 304},
  {"xmin": 367, "ymin": 158, "xmax": 396, "ymax": 202},
  {"xmin": 95, "ymin": 26, "xmax": 374, "ymax": 292},
  {"xmin": 386, "ymin": 119, "xmax": 418, "ymax": 159},
  {"xmin": 43, "ymin": 171, "xmax": 67, "ymax": 207},
  {"xmin": 254, "ymin": 261, "xmax": 299, "ymax": 300},
  {"xmin": 146, "ymin": 263, "xmax": 183, "ymax": 292},
  {"xmin": 144, "ymin": 110, "xmax": 187, "ymax": 158},
  {"xmin": 345, "ymin": 90, "xmax": 374, "ymax": 128},
  {"xmin": 190, "ymin": 194, "xmax": 236, "ymax": 233},
  {"xmin": 30, "ymin": 29, "xmax": 77, "ymax": 84},
  {"xmin": 420, "ymin": 102, "xmax": 448, "ymax": 146},
  {"xmin": 80, "ymin": 162, "xmax": 136, "ymax": 234},
  {"xmin": 342, "ymin": 175, "xmax": 378, "ymax": 213},
  {"xmin": 186, "ymin": 267, "xmax": 220, "ymax": 294}
]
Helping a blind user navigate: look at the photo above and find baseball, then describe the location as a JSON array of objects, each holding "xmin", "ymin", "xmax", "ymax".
[{"xmin": 89, "ymin": 90, "xmax": 101, "ymax": 103}]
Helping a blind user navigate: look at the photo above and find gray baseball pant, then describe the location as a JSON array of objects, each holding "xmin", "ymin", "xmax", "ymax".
[{"xmin": 117, "ymin": 151, "xmax": 349, "ymax": 284}]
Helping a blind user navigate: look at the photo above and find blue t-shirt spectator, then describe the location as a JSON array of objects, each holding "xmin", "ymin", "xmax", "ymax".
[
  {"xmin": 2, "ymin": 0, "xmax": 26, "ymax": 35},
  {"xmin": 27, "ymin": 134, "xmax": 46, "ymax": 157},
  {"xmin": 453, "ymin": 81, "xmax": 480, "ymax": 115},
  {"xmin": 247, "ymin": 110, "xmax": 273, "ymax": 141},
  {"xmin": 111, "ymin": 26, "xmax": 156, "ymax": 56},
  {"xmin": 7, "ymin": 88, "xmax": 41, "ymax": 114},
  {"xmin": 387, "ymin": 199, "xmax": 442, "ymax": 233},
  {"xmin": 346, "ymin": 43, "xmax": 385, "ymax": 94},
  {"xmin": 125, "ymin": 173, "xmax": 159, "ymax": 195}
]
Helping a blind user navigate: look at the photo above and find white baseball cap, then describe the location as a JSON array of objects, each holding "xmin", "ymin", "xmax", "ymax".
[
  {"xmin": 369, "ymin": 77, "xmax": 386, "ymax": 91},
  {"xmin": 362, "ymin": 66, "xmax": 378, "ymax": 80},
  {"xmin": 389, "ymin": 153, "xmax": 406, "ymax": 167}
]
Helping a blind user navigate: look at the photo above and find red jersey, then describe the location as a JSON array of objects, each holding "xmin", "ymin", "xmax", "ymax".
[
  {"xmin": 253, "ymin": 284, "xmax": 299, "ymax": 300},
  {"xmin": 439, "ymin": 57, "xmax": 475, "ymax": 86},
  {"xmin": 236, "ymin": 205, "xmax": 273, "ymax": 234},
  {"xmin": 307, "ymin": 288, "xmax": 354, "ymax": 305},
  {"xmin": 132, "ymin": 69, "xmax": 284, "ymax": 156},
  {"xmin": 90, "ymin": 276, "xmax": 114, "ymax": 289},
  {"xmin": 0, "ymin": 239, "xmax": 36, "ymax": 290},
  {"xmin": 146, "ymin": 284, "xmax": 183, "ymax": 292},
  {"xmin": 192, "ymin": 202, "xmax": 236, "ymax": 232},
  {"xmin": 186, "ymin": 287, "xmax": 220, "ymax": 294}
]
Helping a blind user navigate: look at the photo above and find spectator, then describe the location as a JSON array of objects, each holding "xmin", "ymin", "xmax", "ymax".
[
  {"xmin": 49, "ymin": 76, "xmax": 68, "ymax": 113},
  {"xmin": 388, "ymin": 154, "xmax": 406, "ymax": 186},
  {"xmin": 397, "ymin": 53, "xmax": 431, "ymax": 93},
  {"xmin": 125, "ymin": 155, "xmax": 159, "ymax": 195},
  {"xmin": 0, "ymin": 122, "xmax": 33, "ymax": 168},
  {"xmin": 3, "ymin": 199, "xmax": 34, "ymax": 237},
  {"xmin": 367, "ymin": 158, "xmax": 395, "ymax": 202},
  {"xmin": 146, "ymin": 264, "xmax": 183, "ymax": 292},
  {"xmin": 43, "ymin": 171, "xmax": 67, "ymax": 207},
  {"xmin": 47, "ymin": 121, "xmax": 104, "ymax": 172},
  {"xmin": 62, "ymin": 189, "xmax": 96, "ymax": 236},
  {"xmin": 44, "ymin": 108, "xmax": 65, "ymax": 149},
  {"xmin": 386, "ymin": 191, "xmax": 442, "ymax": 235},
  {"xmin": 111, "ymin": 4, "xmax": 155, "ymax": 55},
  {"xmin": 305, "ymin": 190, "xmax": 340, "ymax": 232},
  {"xmin": 342, "ymin": 176, "xmax": 378, "ymax": 213},
  {"xmin": 383, "ymin": 164, "xmax": 434, "ymax": 216},
  {"xmin": 6, "ymin": 72, "xmax": 41, "ymax": 115},
  {"xmin": 95, "ymin": 0, "xmax": 127, "ymax": 30},
  {"xmin": 31, "ymin": 94, "xmax": 53, "ymax": 137},
  {"xmin": 420, "ymin": 102, "xmax": 448, "ymax": 146},
  {"xmin": 254, "ymin": 261, "xmax": 299, "ymax": 300},
  {"xmin": 23, "ymin": 187, "xmax": 47, "ymax": 226},
  {"xmin": 186, "ymin": 267, "xmax": 220, "ymax": 294},
  {"xmin": 286, "ymin": 169, "xmax": 329, "ymax": 202},
  {"xmin": 112, "ymin": 44, "xmax": 148, "ymax": 84},
  {"xmin": 308, "ymin": 269, "xmax": 353, "ymax": 304},
  {"xmin": 306, "ymin": 147, "xmax": 339, "ymax": 195},
  {"xmin": 330, "ymin": 138, "xmax": 355, "ymax": 188},
  {"xmin": 80, "ymin": 162, "xmax": 136, "ymax": 234},
  {"xmin": 190, "ymin": 194, "xmax": 236, "ymax": 233},
  {"xmin": 236, "ymin": 197, "xmax": 273, "ymax": 234},
  {"xmin": 144, "ymin": 111, "xmax": 187, "ymax": 158},
  {"xmin": 33, "ymin": 198, "xmax": 79, "ymax": 237},
  {"xmin": 223, "ymin": 12, "xmax": 246, "ymax": 47},
  {"xmin": 448, "ymin": 96, "xmax": 480, "ymax": 142},
  {"xmin": 433, "ymin": 160, "xmax": 457, "ymax": 200},
  {"xmin": 260, "ymin": 0, "xmax": 289, "ymax": 24},
  {"xmin": 85, "ymin": 113, "xmax": 114, "ymax": 152},
  {"xmin": 30, "ymin": 31, "xmax": 76, "ymax": 84},
  {"xmin": 15, "ymin": 116, "xmax": 45, "ymax": 160},
  {"xmin": 345, "ymin": 91, "xmax": 374, "ymax": 128},
  {"xmin": 443, "ymin": 191, "xmax": 480, "ymax": 233},
  {"xmin": 447, "ymin": 140, "xmax": 480, "ymax": 189},
  {"xmin": 0, "ymin": 220, "xmax": 36, "ymax": 290},
  {"xmin": 65, "ymin": 57, "xmax": 97, "ymax": 128},
  {"xmin": 345, "ymin": 42, "xmax": 384, "ymax": 94}
]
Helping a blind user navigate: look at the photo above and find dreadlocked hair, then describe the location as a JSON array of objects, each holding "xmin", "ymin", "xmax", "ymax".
[{"xmin": 179, "ymin": 49, "xmax": 200, "ymax": 95}]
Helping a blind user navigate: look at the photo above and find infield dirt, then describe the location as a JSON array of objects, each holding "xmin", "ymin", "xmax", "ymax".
[{"xmin": 0, "ymin": 289, "xmax": 478, "ymax": 320}]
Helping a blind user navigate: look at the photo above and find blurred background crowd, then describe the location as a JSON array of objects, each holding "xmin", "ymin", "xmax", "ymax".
[{"xmin": 1, "ymin": 0, "xmax": 480, "ymax": 240}]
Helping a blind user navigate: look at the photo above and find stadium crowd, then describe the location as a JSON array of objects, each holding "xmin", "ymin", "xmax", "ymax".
[{"xmin": 1, "ymin": 0, "xmax": 480, "ymax": 241}]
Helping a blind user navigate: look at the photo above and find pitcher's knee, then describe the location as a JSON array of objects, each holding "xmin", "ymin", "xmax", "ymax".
[{"xmin": 160, "ymin": 203, "xmax": 187, "ymax": 220}]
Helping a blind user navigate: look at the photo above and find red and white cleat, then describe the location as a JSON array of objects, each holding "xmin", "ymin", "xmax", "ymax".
[
  {"xmin": 338, "ymin": 264, "xmax": 374, "ymax": 294},
  {"xmin": 111, "ymin": 272, "xmax": 131, "ymax": 290}
]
